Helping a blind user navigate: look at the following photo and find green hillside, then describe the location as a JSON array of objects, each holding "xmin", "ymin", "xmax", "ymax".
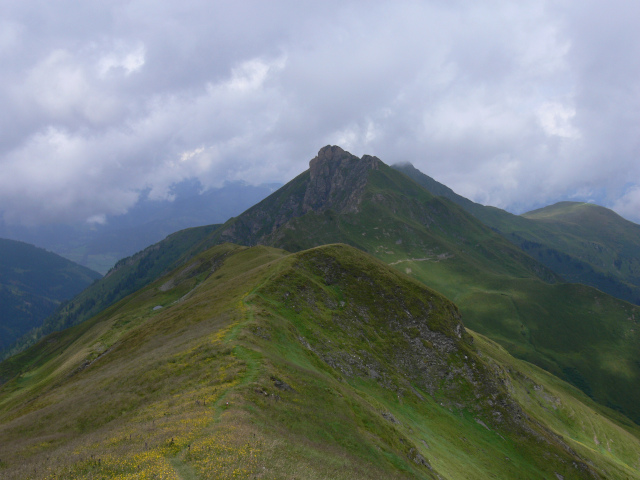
[
  {"xmin": 0, "ymin": 239, "xmax": 101, "ymax": 352},
  {"xmin": 1, "ymin": 225, "xmax": 221, "ymax": 359},
  {"xmin": 208, "ymin": 146, "xmax": 640, "ymax": 424},
  {"xmin": 1, "ymin": 243, "xmax": 639, "ymax": 479},
  {"xmin": 522, "ymin": 201, "xmax": 640, "ymax": 283},
  {"xmin": 393, "ymin": 163, "xmax": 640, "ymax": 305},
  {"xmin": 13, "ymin": 146, "xmax": 640, "ymax": 427}
]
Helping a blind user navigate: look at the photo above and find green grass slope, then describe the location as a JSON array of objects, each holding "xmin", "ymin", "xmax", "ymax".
[
  {"xmin": 2, "ymin": 225, "xmax": 220, "ymax": 360},
  {"xmin": 2, "ymin": 243, "xmax": 639, "ymax": 479},
  {"xmin": 8, "ymin": 146, "xmax": 640, "ymax": 430},
  {"xmin": 393, "ymin": 163, "xmax": 640, "ymax": 306},
  {"xmin": 207, "ymin": 147, "xmax": 640, "ymax": 425},
  {"xmin": 0, "ymin": 239, "xmax": 101, "ymax": 352},
  {"xmin": 522, "ymin": 201, "xmax": 640, "ymax": 283}
]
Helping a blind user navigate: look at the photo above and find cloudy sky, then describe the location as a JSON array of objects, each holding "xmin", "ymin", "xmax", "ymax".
[{"xmin": 1, "ymin": 0, "xmax": 639, "ymax": 225}]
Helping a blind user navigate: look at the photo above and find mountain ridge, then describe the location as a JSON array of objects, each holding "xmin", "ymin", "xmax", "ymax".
[
  {"xmin": 3, "ymin": 147, "xmax": 640, "ymax": 477},
  {"xmin": 393, "ymin": 162, "xmax": 640, "ymax": 305},
  {"xmin": 2, "ymin": 242, "xmax": 637, "ymax": 478},
  {"xmin": 7, "ymin": 146, "xmax": 640, "ymax": 426},
  {"xmin": 203, "ymin": 147, "xmax": 640, "ymax": 424}
]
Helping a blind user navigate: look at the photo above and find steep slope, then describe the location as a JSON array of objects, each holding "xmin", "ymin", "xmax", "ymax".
[
  {"xmin": 206, "ymin": 146, "xmax": 640, "ymax": 424},
  {"xmin": 2, "ymin": 224, "xmax": 220, "ymax": 359},
  {"xmin": 0, "ymin": 238, "xmax": 101, "ymax": 351},
  {"xmin": 393, "ymin": 163, "xmax": 640, "ymax": 305},
  {"xmin": 2, "ymin": 243, "xmax": 639, "ymax": 479},
  {"xmin": 0, "ymin": 181, "xmax": 280, "ymax": 274},
  {"xmin": 12, "ymin": 146, "xmax": 640, "ymax": 425}
]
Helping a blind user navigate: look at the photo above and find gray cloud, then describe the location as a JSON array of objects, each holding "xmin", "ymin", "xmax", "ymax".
[{"xmin": 1, "ymin": 0, "xmax": 640, "ymax": 225}]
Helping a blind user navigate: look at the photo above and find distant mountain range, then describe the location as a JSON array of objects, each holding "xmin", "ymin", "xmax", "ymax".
[
  {"xmin": 0, "ymin": 238, "xmax": 100, "ymax": 351},
  {"xmin": 2, "ymin": 146, "xmax": 640, "ymax": 478},
  {"xmin": 0, "ymin": 180, "xmax": 280, "ymax": 274}
]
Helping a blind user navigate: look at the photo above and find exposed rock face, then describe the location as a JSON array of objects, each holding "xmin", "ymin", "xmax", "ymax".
[
  {"xmin": 257, "ymin": 245, "xmax": 600, "ymax": 478},
  {"xmin": 303, "ymin": 145, "xmax": 381, "ymax": 214},
  {"xmin": 216, "ymin": 145, "xmax": 381, "ymax": 247}
]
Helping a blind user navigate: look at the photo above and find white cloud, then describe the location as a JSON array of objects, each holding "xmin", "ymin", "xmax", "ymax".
[
  {"xmin": 86, "ymin": 213, "xmax": 107, "ymax": 225},
  {"xmin": 18, "ymin": 49, "xmax": 124, "ymax": 126},
  {"xmin": 612, "ymin": 187, "xmax": 640, "ymax": 223},
  {"xmin": 537, "ymin": 102, "xmax": 580, "ymax": 139},
  {"xmin": 26, "ymin": 50, "xmax": 92, "ymax": 116},
  {"xmin": 179, "ymin": 146, "xmax": 206, "ymax": 164},
  {"xmin": 226, "ymin": 57, "xmax": 285, "ymax": 92},
  {"xmin": 98, "ymin": 43, "xmax": 146, "ymax": 77},
  {"xmin": 0, "ymin": 20, "xmax": 23, "ymax": 56},
  {"xmin": 1, "ymin": 0, "xmax": 640, "ymax": 224}
]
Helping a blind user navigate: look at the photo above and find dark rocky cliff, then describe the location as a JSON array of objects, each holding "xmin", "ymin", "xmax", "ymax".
[
  {"xmin": 303, "ymin": 145, "xmax": 381, "ymax": 214},
  {"xmin": 216, "ymin": 145, "xmax": 381, "ymax": 246}
]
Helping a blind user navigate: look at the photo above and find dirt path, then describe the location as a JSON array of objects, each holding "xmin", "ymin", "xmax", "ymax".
[
  {"xmin": 388, "ymin": 257, "xmax": 432, "ymax": 265},
  {"xmin": 389, "ymin": 253, "xmax": 453, "ymax": 266},
  {"xmin": 168, "ymin": 281, "xmax": 269, "ymax": 478}
]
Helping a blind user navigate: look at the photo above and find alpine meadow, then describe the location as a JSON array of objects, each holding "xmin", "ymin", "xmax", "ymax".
[{"xmin": 2, "ymin": 146, "xmax": 640, "ymax": 479}]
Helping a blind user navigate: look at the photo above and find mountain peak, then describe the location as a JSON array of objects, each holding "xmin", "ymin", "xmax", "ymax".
[
  {"xmin": 308, "ymin": 145, "xmax": 382, "ymax": 181},
  {"xmin": 522, "ymin": 201, "xmax": 626, "ymax": 225},
  {"xmin": 310, "ymin": 145, "xmax": 349, "ymax": 171},
  {"xmin": 304, "ymin": 145, "xmax": 381, "ymax": 213},
  {"xmin": 391, "ymin": 160, "xmax": 415, "ymax": 169}
]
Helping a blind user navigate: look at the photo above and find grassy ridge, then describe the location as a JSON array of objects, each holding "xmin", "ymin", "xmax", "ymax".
[
  {"xmin": 11, "ymin": 146, "xmax": 638, "ymax": 428},
  {"xmin": 393, "ymin": 163, "xmax": 640, "ymax": 305},
  {"xmin": 1, "ymin": 243, "xmax": 639, "ymax": 478},
  {"xmin": 239, "ymin": 161, "xmax": 640, "ymax": 424},
  {"xmin": 2, "ymin": 225, "xmax": 221, "ymax": 360},
  {"xmin": 3, "ymin": 147, "xmax": 639, "ymax": 479}
]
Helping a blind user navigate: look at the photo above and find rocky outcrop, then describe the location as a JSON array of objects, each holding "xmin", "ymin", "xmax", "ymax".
[
  {"xmin": 215, "ymin": 145, "xmax": 381, "ymax": 247},
  {"xmin": 303, "ymin": 145, "xmax": 381, "ymax": 214},
  {"xmin": 257, "ymin": 245, "xmax": 600, "ymax": 478}
]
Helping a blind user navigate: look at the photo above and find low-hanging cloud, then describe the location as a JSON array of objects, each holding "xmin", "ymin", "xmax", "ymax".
[{"xmin": 1, "ymin": 0, "xmax": 639, "ymax": 225}]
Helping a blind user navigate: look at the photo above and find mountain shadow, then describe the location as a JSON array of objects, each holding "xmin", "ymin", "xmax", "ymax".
[{"xmin": 0, "ymin": 238, "xmax": 101, "ymax": 351}]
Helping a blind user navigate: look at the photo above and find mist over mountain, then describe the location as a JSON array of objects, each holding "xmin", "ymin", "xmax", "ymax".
[
  {"xmin": 0, "ymin": 180, "xmax": 280, "ymax": 274},
  {"xmin": 2, "ymin": 146, "xmax": 640, "ymax": 478}
]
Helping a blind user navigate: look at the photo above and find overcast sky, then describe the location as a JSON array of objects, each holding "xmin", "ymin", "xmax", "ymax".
[{"xmin": 1, "ymin": 0, "xmax": 639, "ymax": 226}]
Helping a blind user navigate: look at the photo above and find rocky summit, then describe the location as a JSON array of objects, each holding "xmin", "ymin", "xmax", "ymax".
[
  {"xmin": 3, "ymin": 146, "xmax": 640, "ymax": 479},
  {"xmin": 304, "ymin": 145, "xmax": 381, "ymax": 213}
]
